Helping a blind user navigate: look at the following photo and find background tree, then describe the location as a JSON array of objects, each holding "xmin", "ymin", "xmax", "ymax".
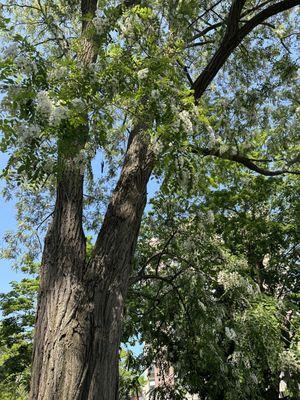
[
  {"xmin": 0, "ymin": 1, "xmax": 299, "ymax": 399},
  {"xmin": 0, "ymin": 274, "xmax": 36, "ymax": 400},
  {"xmin": 126, "ymin": 173, "xmax": 299, "ymax": 399}
]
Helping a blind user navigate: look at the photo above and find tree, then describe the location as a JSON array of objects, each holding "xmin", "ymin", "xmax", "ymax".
[
  {"xmin": 0, "ymin": 277, "xmax": 36, "ymax": 400},
  {"xmin": 0, "ymin": 275, "xmax": 146, "ymax": 400},
  {"xmin": 0, "ymin": 258, "xmax": 38, "ymax": 400},
  {"xmin": 126, "ymin": 174, "xmax": 299, "ymax": 399},
  {"xmin": 1, "ymin": 174, "xmax": 299, "ymax": 400},
  {"xmin": 0, "ymin": 1, "xmax": 299, "ymax": 399}
]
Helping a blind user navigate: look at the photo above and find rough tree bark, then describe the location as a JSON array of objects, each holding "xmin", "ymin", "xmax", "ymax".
[
  {"xmin": 29, "ymin": 0, "xmax": 300, "ymax": 399},
  {"xmin": 30, "ymin": 126, "xmax": 154, "ymax": 400}
]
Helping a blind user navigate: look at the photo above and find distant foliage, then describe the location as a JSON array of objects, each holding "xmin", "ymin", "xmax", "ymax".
[{"xmin": 124, "ymin": 175, "xmax": 300, "ymax": 399}]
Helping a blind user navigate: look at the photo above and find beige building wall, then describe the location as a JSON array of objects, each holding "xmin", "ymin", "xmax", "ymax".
[{"xmin": 140, "ymin": 365, "xmax": 199, "ymax": 400}]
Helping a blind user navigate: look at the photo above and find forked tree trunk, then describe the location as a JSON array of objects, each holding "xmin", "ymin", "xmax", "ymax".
[
  {"xmin": 30, "ymin": 129, "xmax": 154, "ymax": 400},
  {"xmin": 29, "ymin": 0, "xmax": 299, "ymax": 397}
]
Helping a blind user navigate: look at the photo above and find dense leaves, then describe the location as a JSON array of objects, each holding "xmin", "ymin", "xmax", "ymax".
[
  {"xmin": 0, "ymin": 0, "xmax": 299, "ymax": 399},
  {"xmin": 124, "ymin": 175, "xmax": 300, "ymax": 399},
  {"xmin": 0, "ymin": 276, "xmax": 38, "ymax": 399}
]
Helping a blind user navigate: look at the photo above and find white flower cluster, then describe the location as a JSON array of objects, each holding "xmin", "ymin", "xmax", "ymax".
[
  {"xmin": 3, "ymin": 43, "xmax": 19, "ymax": 58},
  {"xmin": 179, "ymin": 110, "xmax": 194, "ymax": 133},
  {"xmin": 151, "ymin": 89, "xmax": 160, "ymax": 98},
  {"xmin": 179, "ymin": 169, "xmax": 190, "ymax": 190},
  {"xmin": 151, "ymin": 138, "xmax": 163, "ymax": 154},
  {"xmin": 151, "ymin": 89, "xmax": 169, "ymax": 113},
  {"xmin": 48, "ymin": 66, "xmax": 68, "ymax": 81},
  {"xmin": 74, "ymin": 142, "xmax": 97, "ymax": 174},
  {"xmin": 229, "ymin": 351, "xmax": 242, "ymax": 365},
  {"xmin": 1, "ymin": 85, "xmax": 24, "ymax": 112},
  {"xmin": 207, "ymin": 210, "xmax": 215, "ymax": 224},
  {"xmin": 206, "ymin": 125, "xmax": 230, "ymax": 152},
  {"xmin": 15, "ymin": 55, "xmax": 37, "ymax": 74},
  {"xmin": 225, "ymin": 326, "xmax": 237, "ymax": 341},
  {"xmin": 207, "ymin": 125, "xmax": 217, "ymax": 145},
  {"xmin": 274, "ymin": 24, "xmax": 286, "ymax": 38},
  {"xmin": 6, "ymin": 84, "xmax": 22, "ymax": 97},
  {"xmin": 93, "ymin": 14, "xmax": 110, "ymax": 35},
  {"xmin": 184, "ymin": 237, "xmax": 194, "ymax": 251},
  {"xmin": 279, "ymin": 379, "xmax": 287, "ymax": 393},
  {"xmin": 175, "ymin": 155, "xmax": 184, "ymax": 171},
  {"xmin": 71, "ymin": 97, "xmax": 85, "ymax": 110},
  {"xmin": 49, "ymin": 105, "xmax": 68, "ymax": 126},
  {"xmin": 137, "ymin": 68, "xmax": 149, "ymax": 80},
  {"xmin": 3, "ymin": 44, "xmax": 38, "ymax": 75},
  {"xmin": 250, "ymin": 373, "xmax": 258, "ymax": 385},
  {"xmin": 36, "ymin": 91, "xmax": 53, "ymax": 118},
  {"xmin": 219, "ymin": 143, "xmax": 229, "ymax": 155},
  {"xmin": 118, "ymin": 14, "xmax": 137, "ymax": 39},
  {"xmin": 198, "ymin": 301, "xmax": 207, "ymax": 312},
  {"xmin": 148, "ymin": 237, "xmax": 160, "ymax": 248},
  {"xmin": 217, "ymin": 271, "xmax": 254, "ymax": 294},
  {"xmin": 35, "ymin": 91, "xmax": 74, "ymax": 126},
  {"xmin": 18, "ymin": 123, "xmax": 41, "ymax": 142}
]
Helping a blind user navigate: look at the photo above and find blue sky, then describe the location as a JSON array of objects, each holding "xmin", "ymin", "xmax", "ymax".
[{"xmin": 0, "ymin": 154, "xmax": 28, "ymax": 293}]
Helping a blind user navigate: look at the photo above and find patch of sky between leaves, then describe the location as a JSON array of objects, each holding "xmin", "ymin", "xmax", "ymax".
[{"xmin": 0, "ymin": 153, "xmax": 28, "ymax": 294}]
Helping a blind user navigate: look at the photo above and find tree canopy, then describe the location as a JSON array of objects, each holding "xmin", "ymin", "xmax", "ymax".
[
  {"xmin": 0, "ymin": 0, "xmax": 299, "ymax": 186},
  {"xmin": 0, "ymin": 1, "xmax": 299, "ymax": 399}
]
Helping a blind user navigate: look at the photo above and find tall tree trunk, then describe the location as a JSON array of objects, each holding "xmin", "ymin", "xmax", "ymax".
[
  {"xmin": 30, "ymin": 128, "xmax": 154, "ymax": 399},
  {"xmin": 80, "ymin": 128, "xmax": 154, "ymax": 399},
  {"xmin": 30, "ymin": 159, "xmax": 88, "ymax": 399},
  {"xmin": 29, "ymin": 1, "xmax": 154, "ymax": 398}
]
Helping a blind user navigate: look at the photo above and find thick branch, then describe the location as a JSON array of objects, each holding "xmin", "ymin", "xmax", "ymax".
[
  {"xmin": 81, "ymin": 0, "xmax": 98, "ymax": 31},
  {"xmin": 193, "ymin": 0, "xmax": 300, "ymax": 100},
  {"xmin": 193, "ymin": 147, "xmax": 300, "ymax": 176},
  {"xmin": 225, "ymin": 0, "xmax": 247, "ymax": 37}
]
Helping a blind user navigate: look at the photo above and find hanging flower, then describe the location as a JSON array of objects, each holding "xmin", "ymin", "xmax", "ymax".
[
  {"xmin": 71, "ymin": 98, "xmax": 85, "ymax": 111},
  {"xmin": 279, "ymin": 380, "xmax": 287, "ymax": 393},
  {"xmin": 3, "ymin": 43, "xmax": 19, "ymax": 58},
  {"xmin": 49, "ymin": 106, "xmax": 69, "ymax": 126},
  {"xmin": 36, "ymin": 91, "xmax": 53, "ymax": 119},
  {"xmin": 225, "ymin": 327, "xmax": 237, "ymax": 340},
  {"xmin": 179, "ymin": 110, "xmax": 193, "ymax": 133},
  {"xmin": 17, "ymin": 123, "xmax": 41, "ymax": 142},
  {"xmin": 137, "ymin": 68, "xmax": 149, "ymax": 80},
  {"xmin": 93, "ymin": 15, "xmax": 110, "ymax": 35}
]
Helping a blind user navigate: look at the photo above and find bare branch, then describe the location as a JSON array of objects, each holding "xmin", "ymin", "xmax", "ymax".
[
  {"xmin": 186, "ymin": 40, "xmax": 214, "ymax": 48},
  {"xmin": 188, "ymin": 0, "xmax": 223, "ymax": 29},
  {"xmin": 241, "ymin": 0, "xmax": 275, "ymax": 18},
  {"xmin": 190, "ymin": 22, "xmax": 224, "ymax": 41}
]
